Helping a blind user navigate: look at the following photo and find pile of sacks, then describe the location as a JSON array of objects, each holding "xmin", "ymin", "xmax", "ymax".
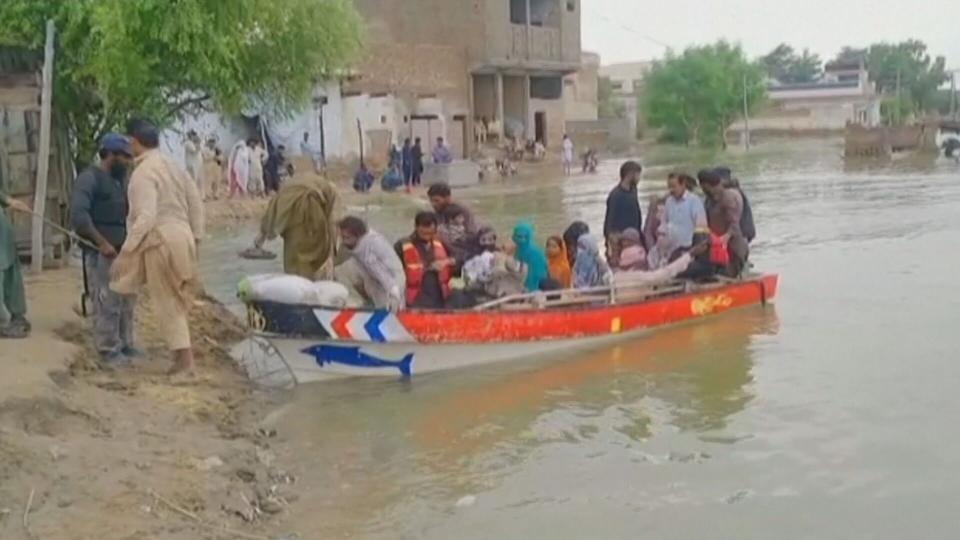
[{"xmin": 238, "ymin": 274, "xmax": 349, "ymax": 306}]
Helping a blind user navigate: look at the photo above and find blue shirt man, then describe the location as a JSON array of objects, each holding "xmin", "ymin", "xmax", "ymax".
[{"xmin": 663, "ymin": 173, "xmax": 707, "ymax": 249}]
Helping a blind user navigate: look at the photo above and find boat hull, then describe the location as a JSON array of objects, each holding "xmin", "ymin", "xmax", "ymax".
[{"xmin": 240, "ymin": 274, "xmax": 778, "ymax": 383}]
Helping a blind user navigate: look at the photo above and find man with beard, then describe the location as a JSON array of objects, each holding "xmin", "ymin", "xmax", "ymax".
[{"xmin": 70, "ymin": 134, "xmax": 139, "ymax": 364}]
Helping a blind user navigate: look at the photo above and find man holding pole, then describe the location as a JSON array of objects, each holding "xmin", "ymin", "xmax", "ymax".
[
  {"xmin": 70, "ymin": 133, "xmax": 139, "ymax": 364},
  {"xmin": 0, "ymin": 192, "xmax": 31, "ymax": 339}
]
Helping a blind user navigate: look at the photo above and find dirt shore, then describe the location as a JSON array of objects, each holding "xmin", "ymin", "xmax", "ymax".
[{"xmin": 0, "ymin": 269, "xmax": 297, "ymax": 540}]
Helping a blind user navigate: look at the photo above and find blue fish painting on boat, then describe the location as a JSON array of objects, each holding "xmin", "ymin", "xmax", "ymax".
[{"xmin": 302, "ymin": 344, "xmax": 414, "ymax": 376}]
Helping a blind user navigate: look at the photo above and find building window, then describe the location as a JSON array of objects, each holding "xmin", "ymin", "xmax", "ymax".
[
  {"xmin": 510, "ymin": 0, "xmax": 526, "ymax": 24},
  {"xmin": 530, "ymin": 76, "xmax": 563, "ymax": 100},
  {"xmin": 567, "ymin": 0, "xmax": 576, "ymax": 11},
  {"xmin": 611, "ymin": 81, "xmax": 624, "ymax": 91},
  {"xmin": 380, "ymin": 115, "xmax": 387, "ymax": 125}
]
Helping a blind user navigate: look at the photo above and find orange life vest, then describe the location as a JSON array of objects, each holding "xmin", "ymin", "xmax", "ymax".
[{"xmin": 401, "ymin": 240, "xmax": 451, "ymax": 305}]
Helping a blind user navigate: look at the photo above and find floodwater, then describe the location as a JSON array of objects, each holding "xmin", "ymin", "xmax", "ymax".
[{"xmin": 202, "ymin": 139, "xmax": 960, "ymax": 539}]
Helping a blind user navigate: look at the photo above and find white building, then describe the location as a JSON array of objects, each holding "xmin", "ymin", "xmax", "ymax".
[
  {"xmin": 728, "ymin": 60, "xmax": 881, "ymax": 136},
  {"xmin": 163, "ymin": 81, "xmax": 418, "ymax": 170}
]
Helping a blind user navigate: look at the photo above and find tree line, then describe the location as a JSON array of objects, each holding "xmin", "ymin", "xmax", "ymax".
[{"xmin": 632, "ymin": 39, "xmax": 950, "ymax": 147}]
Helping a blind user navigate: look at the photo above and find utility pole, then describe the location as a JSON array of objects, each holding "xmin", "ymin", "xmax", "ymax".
[
  {"xmin": 895, "ymin": 66, "xmax": 902, "ymax": 126},
  {"xmin": 951, "ymin": 71, "xmax": 957, "ymax": 121},
  {"xmin": 31, "ymin": 19, "xmax": 55, "ymax": 273},
  {"xmin": 742, "ymin": 72, "xmax": 751, "ymax": 151}
]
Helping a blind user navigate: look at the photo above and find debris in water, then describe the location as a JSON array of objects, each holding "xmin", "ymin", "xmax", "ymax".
[
  {"xmin": 192, "ymin": 455, "xmax": 225, "ymax": 471},
  {"xmin": 724, "ymin": 489, "xmax": 753, "ymax": 504},
  {"xmin": 455, "ymin": 495, "xmax": 477, "ymax": 508},
  {"xmin": 239, "ymin": 247, "xmax": 277, "ymax": 260}
]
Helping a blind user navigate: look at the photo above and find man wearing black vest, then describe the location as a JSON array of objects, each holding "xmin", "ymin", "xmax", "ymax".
[{"xmin": 70, "ymin": 133, "xmax": 139, "ymax": 365}]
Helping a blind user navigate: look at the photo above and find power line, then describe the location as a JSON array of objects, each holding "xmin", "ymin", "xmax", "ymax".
[{"xmin": 586, "ymin": 6, "xmax": 671, "ymax": 50}]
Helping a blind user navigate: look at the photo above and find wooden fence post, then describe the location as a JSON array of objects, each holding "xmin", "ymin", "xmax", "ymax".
[{"xmin": 31, "ymin": 19, "xmax": 55, "ymax": 273}]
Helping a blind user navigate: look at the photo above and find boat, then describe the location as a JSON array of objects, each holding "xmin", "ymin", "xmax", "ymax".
[{"xmin": 240, "ymin": 274, "xmax": 778, "ymax": 384}]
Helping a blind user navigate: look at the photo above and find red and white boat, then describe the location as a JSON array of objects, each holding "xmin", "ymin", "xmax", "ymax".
[{"xmin": 241, "ymin": 274, "xmax": 778, "ymax": 384}]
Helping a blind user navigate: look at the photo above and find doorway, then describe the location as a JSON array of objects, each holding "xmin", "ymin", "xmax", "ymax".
[{"xmin": 534, "ymin": 111, "xmax": 547, "ymax": 145}]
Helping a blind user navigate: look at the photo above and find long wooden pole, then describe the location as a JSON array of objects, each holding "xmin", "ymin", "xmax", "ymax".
[
  {"xmin": 356, "ymin": 118, "xmax": 364, "ymax": 166},
  {"xmin": 31, "ymin": 20, "xmax": 55, "ymax": 273}
]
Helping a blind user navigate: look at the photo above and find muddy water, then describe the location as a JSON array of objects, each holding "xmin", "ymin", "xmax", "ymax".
[{"xmin": 202, "ymin": 139, "xmax": 960, "ymax": 539}]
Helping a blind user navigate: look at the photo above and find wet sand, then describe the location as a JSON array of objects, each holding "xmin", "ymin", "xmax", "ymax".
[{"xmin": 0, "ymin": 200, "xmax": 305, "ymax": 540}]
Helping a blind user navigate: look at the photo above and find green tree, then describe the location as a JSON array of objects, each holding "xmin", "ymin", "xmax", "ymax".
[
  {"xmin": 643, "ymin": 41, "xmax": 766, "ymax": 147},
  {"xmin": 0, "ymin": 0, "xmax": 361, "ymax": 167},
  {"xmin": 866, "ymin": 40, "xmax": 947, "ymax": 121},
  {"xmin": 832, "ymin": 40, "xmax": 947, "ymax": 124},
  {"xmin": 761, "ymin": 43, "xmax": 822, "ymax": 84}
]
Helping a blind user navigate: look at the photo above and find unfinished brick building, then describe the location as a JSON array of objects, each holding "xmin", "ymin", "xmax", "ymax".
[{"xmin": 350, "ymin": 0, "xmax": 582, "ymax": 158}]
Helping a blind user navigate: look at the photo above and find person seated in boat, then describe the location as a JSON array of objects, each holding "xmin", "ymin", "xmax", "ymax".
[
  {"xmin": 572, "ymin": 235, "xmax": 613, "ymax": 289},
  {"xmin": 512, "ymin": 222, "xmax": 549, "ymax": 293},
  {"xmin": 335, "ymin": 216, "xmax": 406, "ymax": 310},
  {"xmin": 545, "ymin": 236, "xmax": 572, "ymax": 289},
  {"xmin": 428, "ymin": 183, "xmax": 478, "ymax": 237},
  {"xmin": 394, "ymin": 212, "xmax": 456, "ymax": 309},
  {"xmin": 605, "ymin": 230, "xmax": 622, "ymax": 269},
  {"xmin": 616, "ymin": 228, "xmax": 648, "ymax": 272},
  {"xmin": 454, "ymin": 226, "xmax": 527, "ymax": 307},
  {"xmin": 698, "ymin": 169, "xmax": 748, "ymax": 278},
  {"xmin": 562, "ymin": 221, "xmax": 590, "ymax": 268},
  {"xmin": 643, "ymin": 194, "xmax": 666, "ymax": 253},
  {"xmin": 437, "ymin": 203, "xmax": 471, "ymax": 271},
  {"xmin": 613, "ymin": 241, "xmax": 708, "ymax": 302}
]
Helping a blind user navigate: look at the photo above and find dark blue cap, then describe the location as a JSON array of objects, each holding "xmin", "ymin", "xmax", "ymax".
[{"xmin": 100, "ymin": 133, "xmax": 132, "ymax": 156}]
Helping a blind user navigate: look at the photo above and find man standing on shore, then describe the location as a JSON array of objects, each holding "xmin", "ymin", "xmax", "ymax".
[
  {"xmin": 111, "ymin": 118, "xmax": 205, "ymax": 376},
  {"xmin": 0, "ymin": 191, "xmax": 31, "ymax": 339},
  {"xmin": 70, "ymin": 133, "xmax": 139, "ymax": 364}
]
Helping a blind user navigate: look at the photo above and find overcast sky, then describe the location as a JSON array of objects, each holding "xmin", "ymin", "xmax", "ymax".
[{"xmin": 582, "ymin": 0, "xmax": 960, "ymax": 69}]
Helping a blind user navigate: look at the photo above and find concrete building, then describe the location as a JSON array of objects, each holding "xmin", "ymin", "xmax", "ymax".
[
  {"xmin": 351, "ymin": 0, "xmax": 582, "ymax": 152},
  {"xmin": 564, "ymin": 51, "xmax": 600, "ymax": 122},
  {"xmin": 598, "ymin": 61, "xmax": 652, "ymax": 139},
  {"xmin": 166, "ymin": 1, "xmax": 585, "ymax": 168},
  {"xmin": 728, "ymin": 60, "xmax": 881, "ymax": 137}
]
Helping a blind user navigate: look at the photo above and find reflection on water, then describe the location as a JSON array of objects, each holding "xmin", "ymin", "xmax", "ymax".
[
  {"xmin": 200, "ymin": 138, "xmax": 960, "ymax": 539},
  {"xmin": 274, "ymin": 309, "xmax": 778, "ymax": 539}
]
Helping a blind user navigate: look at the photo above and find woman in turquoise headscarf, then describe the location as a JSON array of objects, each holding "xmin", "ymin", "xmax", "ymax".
[{"xmin": 511, "ymin": 221, "xmax": 548, "ymax": 292}]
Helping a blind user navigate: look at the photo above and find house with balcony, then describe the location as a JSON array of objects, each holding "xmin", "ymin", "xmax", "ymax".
[
  {"xmin": 728, "ymin": 60, "xmax": 881, "ymax": 139},
  {"xmin": 347, "ymin": 0, "xmax": 582, "ymax": 156}
]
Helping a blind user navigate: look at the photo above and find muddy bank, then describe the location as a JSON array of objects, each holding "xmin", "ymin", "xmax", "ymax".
[{"xmin": 0, "ymin": 269, "xmax": 297, "ymax": 540}]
